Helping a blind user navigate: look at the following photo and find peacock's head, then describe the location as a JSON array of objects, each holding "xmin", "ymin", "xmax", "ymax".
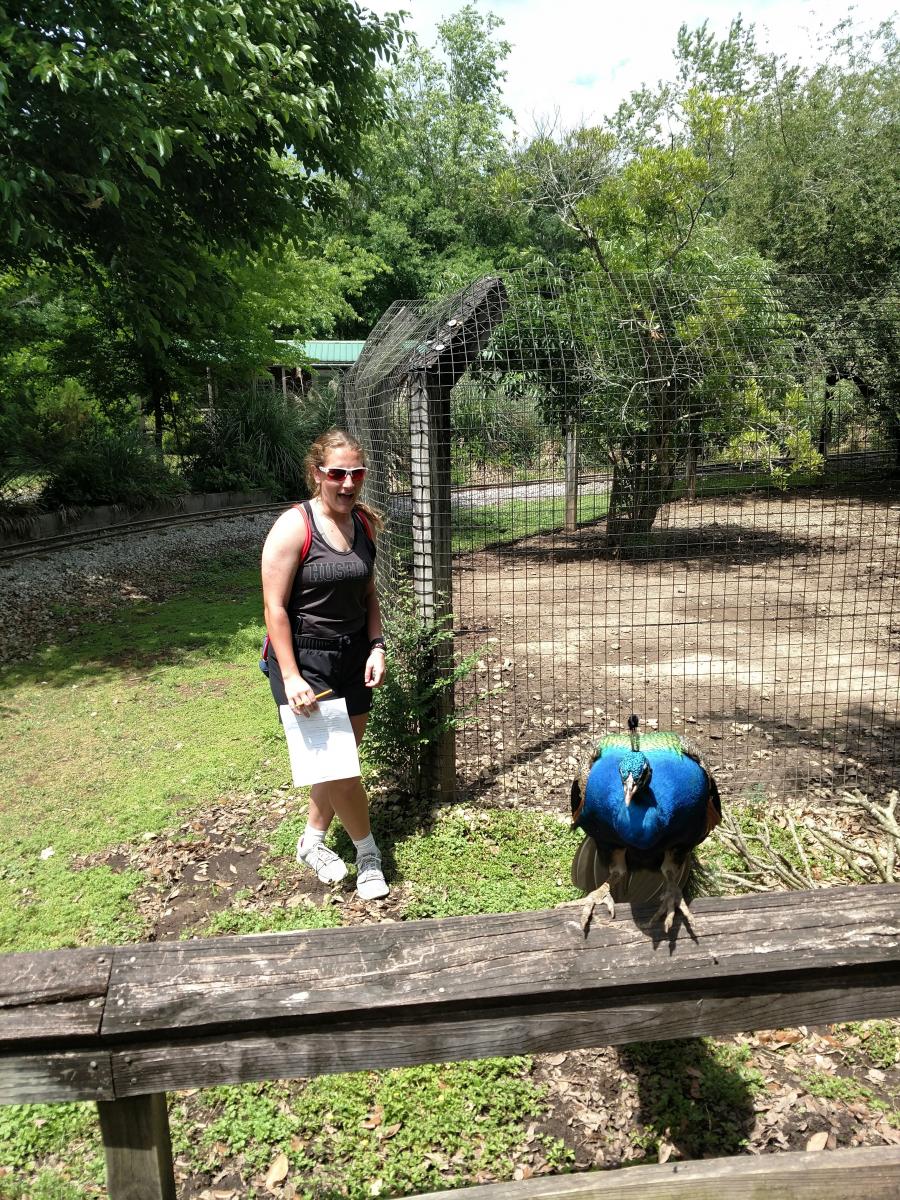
[{"xmin": 618, "ymin": 750, "xmax": 651, "ymax": 806}]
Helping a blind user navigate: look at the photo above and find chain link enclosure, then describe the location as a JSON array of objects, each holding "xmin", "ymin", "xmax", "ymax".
[{"xmin": 343, "ymin": 269, "xmax": 899, "ymax": 807}]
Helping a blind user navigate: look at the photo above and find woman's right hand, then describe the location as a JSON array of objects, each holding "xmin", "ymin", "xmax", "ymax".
[{"xmin": 284, "ymin": 672, "xmax": 318, "ymax": 717}]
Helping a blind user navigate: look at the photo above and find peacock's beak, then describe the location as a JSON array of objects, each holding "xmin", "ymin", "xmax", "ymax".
[{"xmin": 623, "ymin": 774, "xmax": 637, "ymax": 807}]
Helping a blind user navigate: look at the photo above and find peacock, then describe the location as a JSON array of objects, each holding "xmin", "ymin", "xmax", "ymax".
[{"xmin": 569, "ymin": 714, "xmax": 721, "ymax": 933}]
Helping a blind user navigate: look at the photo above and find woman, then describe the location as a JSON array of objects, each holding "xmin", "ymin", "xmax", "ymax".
[{"xmin": 261, "ymin": 429, "xmax": 389, "ymax": 899}]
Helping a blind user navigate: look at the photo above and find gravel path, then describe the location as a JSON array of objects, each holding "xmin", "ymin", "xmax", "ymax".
[{"xmin": 0, "ymin": 513, "xmax": 275, "ymax": 666}]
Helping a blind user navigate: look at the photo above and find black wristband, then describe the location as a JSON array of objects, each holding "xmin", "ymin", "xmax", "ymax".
[{"xmin": 369, "ymin": 637, "xmax": 386, "ymax": 652}]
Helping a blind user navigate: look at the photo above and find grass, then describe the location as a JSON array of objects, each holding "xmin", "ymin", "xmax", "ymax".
[
  {"xmin": 670, "ymin": 467, "xmax": 822, "ymax": 500},
  {"xmin": 198, "ymin": 894, "xmax": 344, "ymax": 938},
  {"xmin": 189, "ymin": 806, "xmax": 581, "ymax": 939},
  {"xmin": 0, "ymin": 549, "xmax": 581, "ymax": 1197},
  {"xmin": 3, "ymin": 518, "xmax": 893, "ymax": 1195},
  {"xmin": 451, "ymin": 493, "xmax": 609, "ymax": 554},
  {"xmin": 840, "ymin": 1021, "xmax": 900, "ymax": 1072},
  {"xmin": 445, "ymin": 464, "xmax": 845, "ymax": 559},
  {"xmin": 691, "ymin": 787, "xmax": 803, "ymax": 889},
  {"xmin": 693, "ymin": 784, "xmax": 889, "ymax": 897},
  {"xmin": 0, "ymin": 553, "xmax": 283, "ymax": 951},
  {"xmin": 394, "ymin": 807, "xmax": 577, "ymax": 919},
  {"xmin": 0, "ymin": 1061, "xmax": 573, "ymax": 1200},
  {"xmin": 0, "ymin": 1103, "xmax": 104, "ymax": 1199},
  {"xmin": 803, "ymin": 1073, "xmax": 899, "ymax": 1125},
  {"xmin": 168, "ymin": 1060, "xmax": 571, "ymax": 1198}
]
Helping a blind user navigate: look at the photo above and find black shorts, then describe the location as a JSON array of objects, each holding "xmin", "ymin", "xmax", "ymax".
[{"xmin": 267, "ymin": 629, "xmax": 373, "ymax": 717}]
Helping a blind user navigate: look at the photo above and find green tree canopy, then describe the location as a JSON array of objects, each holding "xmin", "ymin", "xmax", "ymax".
[
  {"xmin": 0, "ymin": 1, "xmax": 402, "ymax": 447},
  {"xmin": 1, "ymin": 1, "xmax": 402, "ymax": 268},
  {"xmin": 342, "ymin": 3, "xmax": 523, "ymax": 327}
]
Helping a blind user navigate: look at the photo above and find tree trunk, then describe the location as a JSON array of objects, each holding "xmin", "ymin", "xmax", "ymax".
[
  {"xmin": 605, "ymin": 372, "xmax": 679, "ymax": 552},
  {"xmin": 148, "ymin": 378, "xmax": 165, "ymax": 455},
  {"xmin": 606, "ymin": 455, "xmax": 668, "ymax": 551}
]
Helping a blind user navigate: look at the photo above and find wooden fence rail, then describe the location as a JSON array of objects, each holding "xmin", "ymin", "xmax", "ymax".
[
  {"xmin": 415, "ymin": 1144, "xmax": 900, "ymax": 1200},
  {"xmin": 2, "ymin": 884, "xmax": 899, "ymax": 1199}
]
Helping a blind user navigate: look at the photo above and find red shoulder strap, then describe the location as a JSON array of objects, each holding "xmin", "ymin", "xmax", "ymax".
[
  {"xmin": 292, "ymin": 502, "xmax": 313, "ymax": 563},
  {"xmin": 356, "ymin": 508, "xmax": 373, "ymax": 542},
  {"xmin": 293, "ymin": 502, "xmax": 371, "ymax": 557}
]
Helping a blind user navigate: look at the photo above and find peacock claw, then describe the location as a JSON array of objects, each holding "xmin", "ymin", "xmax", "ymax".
[
  {"xmin": 652, "ymin": 886, "xmax": 696, "ymax": 934},
  {"xmin": 580, "ymin": 883, "xmax": 616, "ymax": 933}
]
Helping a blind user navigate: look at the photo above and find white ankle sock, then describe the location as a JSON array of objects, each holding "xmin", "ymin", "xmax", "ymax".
[
  {"xmin": 299, "ymin": 824, "xmax": 328, "ymax": 853},
  {"xmin": 352, "ymin": 832, "xmax": 379, "ymax": 860}
]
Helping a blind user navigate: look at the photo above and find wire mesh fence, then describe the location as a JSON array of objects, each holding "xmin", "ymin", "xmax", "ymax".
[{"xmin": 343, "ymin": 266, "xmax": 900, "ymax": 807}]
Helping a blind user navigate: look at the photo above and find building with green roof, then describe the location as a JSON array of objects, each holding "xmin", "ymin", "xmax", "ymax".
[{"xmin": 271, "ymin": 340, "xmax": 366, "ymax": 394}]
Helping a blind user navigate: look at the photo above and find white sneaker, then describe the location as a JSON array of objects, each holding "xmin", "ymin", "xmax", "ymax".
[
  {"xmin": 356, "ymin": 852, "xmax": 389, "ymax": 900},
  {"xmin": 297, "ymin": 839, "xmax": 348, "ymax": 884}
]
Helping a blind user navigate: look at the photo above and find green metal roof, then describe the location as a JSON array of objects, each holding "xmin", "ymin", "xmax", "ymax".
[{"xmin": 275, "ymin": 339, "xmax": 365, "ymax": 367}]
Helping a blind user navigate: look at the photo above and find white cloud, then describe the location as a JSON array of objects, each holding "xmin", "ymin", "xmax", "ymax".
[{"xmin": 368, "ymin": 0, "xmax": 897, "ymax": 132}]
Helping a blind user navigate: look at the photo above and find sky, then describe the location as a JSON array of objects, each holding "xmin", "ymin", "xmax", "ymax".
[{"xmin": 367, "ymin": 0, "xmax": 898, "ymax": 133}]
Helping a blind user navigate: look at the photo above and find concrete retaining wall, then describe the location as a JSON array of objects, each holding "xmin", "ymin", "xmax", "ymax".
[{"xmin": 0, "ymin": 490, "xmax": 273, "ymax": 548}]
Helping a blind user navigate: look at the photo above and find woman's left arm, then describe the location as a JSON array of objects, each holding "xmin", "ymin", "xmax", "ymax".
[{"xmin": 364, "ymin": 576, "xmax": 386, "ymax": 688}]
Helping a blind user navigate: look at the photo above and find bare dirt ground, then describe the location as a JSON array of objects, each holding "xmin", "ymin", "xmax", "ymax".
[{"xmin": 453, "ymin": 482, "xmax": 900, "ymax": 809}]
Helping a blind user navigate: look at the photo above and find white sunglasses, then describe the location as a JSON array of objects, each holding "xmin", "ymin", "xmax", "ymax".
[{"xmin": 317, "ymin": 466, "xmax": 367, "ymax": 482}]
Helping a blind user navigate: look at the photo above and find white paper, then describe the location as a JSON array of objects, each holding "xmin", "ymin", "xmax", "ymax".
[{"xmin": 279, "ymin": 698, "xmax": 361, "ymax": 785}]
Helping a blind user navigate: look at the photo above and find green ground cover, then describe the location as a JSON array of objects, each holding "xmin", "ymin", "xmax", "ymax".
[
  {"xmin": 451, "ymin": 493, "xmax": 610, "ymax": 554},
  {"xmin": 0, "ymin": 555, "xmax": 282, "ymax": 952},
  {"xmin": 0, "ymin": 1056, "xmax": 571, "ymax": 1200},
  {"xmin": 1, "ymin": 490, "xmax": 603, "ymax": 952},
  {"xmin": 0, "ymin": 537, "xmax": 581, "ymax": 1199}
]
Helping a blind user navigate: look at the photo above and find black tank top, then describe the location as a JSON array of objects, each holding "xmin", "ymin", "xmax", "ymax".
[{"xmin": 287, "ymin": 500, "xmax": 375, "ymax": 639}]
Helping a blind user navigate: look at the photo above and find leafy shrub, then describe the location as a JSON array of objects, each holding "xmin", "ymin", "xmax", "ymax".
[
  {"xmin": 184, "ymin": 383, "xmax": 335, "ymax": 498},
  {"xmin": 1, "ymin": 380, "xmax": 103, "ymax": 501},
  {"xmin": 451, "ymin": 379, "xmax": 548, "ymax": 466},
  {"xmin": 365, "ymin": 579, "xmax": 481, "ymax": 799},
  {"xmin": 40, "ymin": 424, "xmax": 182, "ymax": 508},
  {"xmin": 183, "ymin": 450, "xmax": 278, "ymax": 496}
]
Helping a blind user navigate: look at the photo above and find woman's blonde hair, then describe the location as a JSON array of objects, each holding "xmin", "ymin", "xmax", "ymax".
[{"xmin": 304, "ymin": 428, "xmax": 384, "ymax": 532}]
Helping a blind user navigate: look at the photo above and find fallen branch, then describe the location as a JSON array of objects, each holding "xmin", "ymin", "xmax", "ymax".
[{"xmin": 707, "ymin": 791, "xmax": 899, "ymax": 894}]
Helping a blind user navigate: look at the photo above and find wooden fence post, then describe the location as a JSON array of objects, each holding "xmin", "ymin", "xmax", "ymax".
[
  {"xmin": 564, "ymin": 413, "xmax": 579, "ymax": 532},
  {"xmin": 409, "ymin": 369, "xmax": 456, "ymax": 800},
  {"xmin": 96, "ymin": 1093, "xmax": 176, "ymax": 1200}
]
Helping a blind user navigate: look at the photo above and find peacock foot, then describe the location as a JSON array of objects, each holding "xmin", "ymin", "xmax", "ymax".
[
  {"xmin": 652, "ymin": 883, "xmax": 696, "ymax": 934},
  {"xmin": 579, "ymin": 882, "xmax": 616, "ymax": 933}
]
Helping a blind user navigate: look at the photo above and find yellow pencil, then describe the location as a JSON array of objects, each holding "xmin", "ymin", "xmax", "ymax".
[{"xmin": 314, "ymin": 688, "xmax": 334, "ymax": 701}]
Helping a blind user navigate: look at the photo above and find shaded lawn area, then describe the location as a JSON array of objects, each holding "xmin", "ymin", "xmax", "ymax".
[
  {"xmin": 2, "ymin": 495, "xmax": 624, "ymax": 953},
  {"xmin": 451, "ymin": 492, "xmax": 609, "ymax": 554},
  {"xmin": 0, "ymin": 557, "xmax": 283, "ymax": 952},
  {"xmin": 0, "ymin": 546, "xmax": 587, "ymax": 1200}
]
